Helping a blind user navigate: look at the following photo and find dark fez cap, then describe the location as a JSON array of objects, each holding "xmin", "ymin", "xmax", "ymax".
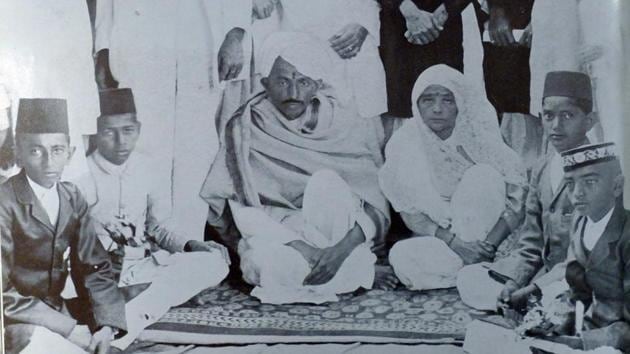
[
  {"xmin": 99, "ymin": 88, "xmax": 136, "ymax": 117},
  {"xmin": 16, "ymin": 98, "xmax": 69, "ymax": 134},
  {"xmin": 561, "ymin": 142, "xmax": 617, "ymax": 172},
  {"xmin": 543, "ymin": 71, "xmax": 593, "ymax": 112}
]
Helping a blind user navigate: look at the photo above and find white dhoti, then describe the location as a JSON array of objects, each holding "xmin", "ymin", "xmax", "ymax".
[
  {"xmin": 111, "ymin": 250, "xmax": 229, "ymax": 350},
  {"xmin": 231, "ymin": 170, "xmax": 376, "ymax": 304},
  {"xmin": 389, "ymin": 164, "xmax": 505, "ymax": 291}
]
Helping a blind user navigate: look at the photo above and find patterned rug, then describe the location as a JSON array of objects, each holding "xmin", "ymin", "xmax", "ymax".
[{"xmin": 140, "ymin": 285, "xmax": 489, "ymax": 346}]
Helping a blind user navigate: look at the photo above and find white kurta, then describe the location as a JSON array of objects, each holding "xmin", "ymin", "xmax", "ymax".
[
  {"xmin": 73, "ymin": 151, "xmax": 229, "ymax": 350},
  {"xmin": 94, "ymin": 0, "xmax": 252, "ymax": 238},
  {"xmin": 253, "ymin": 0, "xmax": 387, "ymax": 118},
  {"xmin": 0, "ymin": 0, "xmax": 98, "ymax": 180}
]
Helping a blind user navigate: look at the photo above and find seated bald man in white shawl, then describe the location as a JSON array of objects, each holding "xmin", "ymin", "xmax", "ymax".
[
  {"xmin": 379, "ymin": 65, "xmax": 527, "ymax": 292},
  {"xmin": 200, "ymin": 32, "xmax": 390, "ymax": 304}
]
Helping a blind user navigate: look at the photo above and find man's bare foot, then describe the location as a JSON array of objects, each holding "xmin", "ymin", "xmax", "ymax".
[{"xmin": 373, "ymin": 264, "xmax": 400, "ymax": 290}]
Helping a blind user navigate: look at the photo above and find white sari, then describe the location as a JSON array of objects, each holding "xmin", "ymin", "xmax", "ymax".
[{"xmin": 380, "ymin": 65, "xmax": 526, "ymax": 290}]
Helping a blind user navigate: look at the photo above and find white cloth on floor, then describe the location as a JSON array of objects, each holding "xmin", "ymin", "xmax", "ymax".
[
  {"xmin": 20, "ymin": 326, "xmax": 87, "ymax": 354},
  {"xmin": 389, "ymin": 164, "xmax": 505, "ymax": 291},
  {"xmin": 457, "ymin": 263, "xmax": 570, "ymax": 311},
  {"xmin": 232, "ymin": 170, "xmax": 376, "ymax": 304},
  {"xmin": 112, "ymin": 251, "xmax": 229, "ymax": 350}
]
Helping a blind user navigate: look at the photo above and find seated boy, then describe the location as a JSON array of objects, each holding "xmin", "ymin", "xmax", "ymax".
[
  {"xmin": 544, "ymin": 142, "xmax": 629, "ymax": 352},
  {"xmin": 74, "ymin": 88, "xmax": 230, "ymax": 350},
  {"xmin": 1, "ymin": 98, "xmax": 126, "ymax": 354},
  {"xmin": 457, "ymin": 71, "xmax": 595, "ymax": 310}
]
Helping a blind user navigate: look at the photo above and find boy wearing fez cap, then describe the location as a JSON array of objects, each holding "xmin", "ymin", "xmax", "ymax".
[
  {"xmin": 74, "ymin": 88, "xmax": 229, "ymax": 350},
  {"xmin": 530, "ymin": 142, "xmax": 630, "ymax": 352},
  {"xmin": 457, "ymin": 71, "xmax": 595, "ymax": 311},
  {"xmin": 0, "ymin": 98, "xmax": 126, "ymax": 354}
]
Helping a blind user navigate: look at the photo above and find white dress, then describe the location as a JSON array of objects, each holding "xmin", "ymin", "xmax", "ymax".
[{"xmin": 0, "ymin": 0, "xmax": 98, "ymax": 180}]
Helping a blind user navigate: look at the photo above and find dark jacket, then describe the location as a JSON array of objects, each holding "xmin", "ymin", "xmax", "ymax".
[
  {"xmin": 491, "ymin": 153, "xmax": 575, "ymax": 288},
  {"xmin": 567, "ymin": 204, "xmax": 630, "ymax": 351},
  {"xmin": 1, "ymin": 170, "xmax": 126, "ymax": 352}
]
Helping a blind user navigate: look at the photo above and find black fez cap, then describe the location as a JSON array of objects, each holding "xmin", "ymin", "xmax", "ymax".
[
  {"xmin": 16, "ymin": 98, "xmax": 69, "ymax": 134},
  {"xmin": 561, "ymin": 142, "xmax": 618, "ymax": 172},
  {"xmin": 543, "ymin": 71, "xmax": 593, "ymax": 112},
  {"xmin": 99, "ymin": 88, "xmax": 136, "ymax": 117}
]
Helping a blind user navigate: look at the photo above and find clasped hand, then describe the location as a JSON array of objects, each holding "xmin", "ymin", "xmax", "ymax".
[
  {"xmin": 401, "ymin": 1, "xmax": 447, "ymax": 45},
  {"xmin": 102, "ymin": 215, "xmax": 145, "ymax": 247}
]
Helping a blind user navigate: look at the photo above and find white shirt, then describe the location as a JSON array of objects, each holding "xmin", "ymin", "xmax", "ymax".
[
  {"xmin": 549, "ymin": 153, "xmax": 564, "ymax": 193},
  {"xmin": 582, "ymin": 207, "xmax": 614, "ymax": 251},
  {"xmin": 26, "ymin": 175, "xmax": 60, "ymax": 227}
]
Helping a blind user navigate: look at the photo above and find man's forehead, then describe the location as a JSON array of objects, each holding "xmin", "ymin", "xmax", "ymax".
[{"xmin": 270, "ymin": 56, "xmax": 314, "ymax": 79}]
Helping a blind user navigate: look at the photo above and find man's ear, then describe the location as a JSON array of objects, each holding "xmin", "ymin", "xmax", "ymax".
[
  {"xmin": 136, "ymin": 121, "xmax": 142, "ymax": 134},
  {"xmin": 613, "ymin": 174, "xmax": 625, "ymax": 198},
  {"xmin": 261, "ymin": 77, "xmax": 269, "ymax": 90},
  {"xmin": 67, "ymin": 146, "xmax": 76, "ymax": 163},
  {"xmin": 584, "ymin": 111, "xmax": 597, "ymax": 132}
]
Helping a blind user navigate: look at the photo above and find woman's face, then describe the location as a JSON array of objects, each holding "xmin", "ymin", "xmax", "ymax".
[{"xmin": 417, "ymin": 85, "xmax": 458, "ymax": 139}]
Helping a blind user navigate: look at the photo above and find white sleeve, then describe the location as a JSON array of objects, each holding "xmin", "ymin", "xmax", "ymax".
[
  {"xmin": 203, "ymin": 0, "xmax": 253, "ymax": 82},
  {"xmin": 346, "ymin": 0, "xmax": 381, "ymax": 45},
  {"xmin": 94, "ymin": 0, "xmax": 114, "ymax": 52},
  {"xmin": 0, "ymin": 84, "xmax": 9, "ymax": 131}
]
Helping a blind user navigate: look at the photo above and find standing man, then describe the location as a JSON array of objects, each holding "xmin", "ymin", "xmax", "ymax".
[
  {"xmin": 0, "ymin": 1, "xmax": 100, "ymax": 180},
  {"xmin": 93, "ymin": 0, "xmax": 252, "ymax": 239}
]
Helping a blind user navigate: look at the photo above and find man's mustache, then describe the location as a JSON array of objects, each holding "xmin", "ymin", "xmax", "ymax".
[{"xmin": 282, "ymin": 99, "xmax": 304, "ymax": 105}]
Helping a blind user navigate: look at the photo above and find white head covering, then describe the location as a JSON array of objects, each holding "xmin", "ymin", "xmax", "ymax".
[
  {"xmin": 379, "ymin": 65, "xmax": 526, "ymax": 226},
  {"xmin": 258, "ymin": 31, "xmax": 349, "ymax": 102}
]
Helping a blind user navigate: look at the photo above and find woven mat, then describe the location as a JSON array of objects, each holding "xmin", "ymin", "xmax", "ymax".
[{"xmin": 140, "ymin": 285, "xmax": 489, "ymax": 346}]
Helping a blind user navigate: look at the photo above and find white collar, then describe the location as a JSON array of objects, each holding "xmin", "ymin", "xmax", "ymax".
[
  {"xmin": 583, "ymin": 207, "xmax": 614, "ymax": 251},
  {"xmin": 26, "ymin": 174, "xmax": 57, "ymax": 198},
  {"xmin": 93, "ymin": 150, "xmax": 129, "ymax": 176}
]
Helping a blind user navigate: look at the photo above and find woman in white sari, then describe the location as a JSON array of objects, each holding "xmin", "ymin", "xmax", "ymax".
[{"xmin": 380, "ymin": 65, "xmax": 527, "ymax": 291}]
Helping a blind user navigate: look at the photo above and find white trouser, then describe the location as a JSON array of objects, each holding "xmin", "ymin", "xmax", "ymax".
[
  {"xmin": 111, "ymin": 250, "xmax": 229, "ymax": 350},
  {"xmin": 232, "ymin": 170, "xmax": 377, "ymax": 304},
  {"xmin": 389, "ymin": 164, "xmax": 505, "ymax": 291},
  {"xmin": 20, "ymin": 326, "xmax": 86, "ymax": 354}
]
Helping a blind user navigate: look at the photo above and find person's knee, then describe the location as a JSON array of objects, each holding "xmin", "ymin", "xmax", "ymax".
[{"xmin": 388, "ymin": 239, "xmax": 415, "ymax": 270}]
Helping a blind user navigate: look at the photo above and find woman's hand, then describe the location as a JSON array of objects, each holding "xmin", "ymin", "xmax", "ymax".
[
  {"xmin": 450, "ymin": 237, "xmax": 495, "ymax": 265},
  {"xmin": 329, "ymin": 23, "xmax": 368, "ymax": 59}
]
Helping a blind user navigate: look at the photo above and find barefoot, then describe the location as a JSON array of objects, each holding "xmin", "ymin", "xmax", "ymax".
[{"xmin": 373, "ymin": 264, "xmax": 400, "ymax": 290}]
